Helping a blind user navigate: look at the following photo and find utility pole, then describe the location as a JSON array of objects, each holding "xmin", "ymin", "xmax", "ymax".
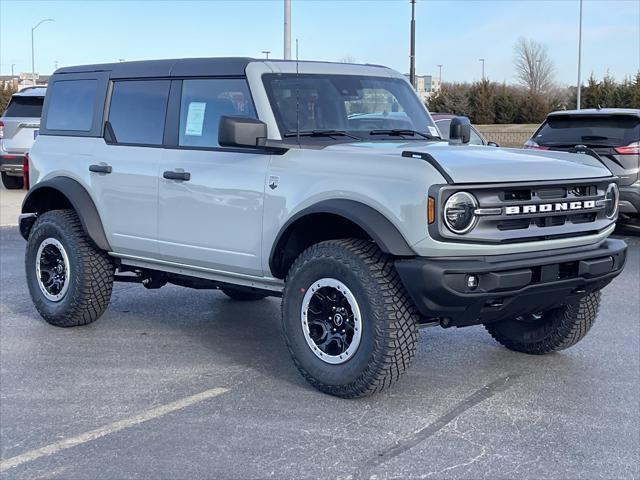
[
  {"xmin": 31, "ymin": 18, "xmax": 54, "ymax": 86},
  {"xmin": 284, "ymin": 0, "xmax": 291, "ymax": 60},
  {"xmin": 437, "ymin": 64, "xmax": 443, "ymax": 85},
  {"xmin": 409, "ymin": 0, "xmax": 416, "ymax": 88},
  {"xmin": 479, "ymin": 58, "xmax": 485, "ymax": 81},
  {"xmin": 576, "ymin": 0, "xmax": 583, "ymax": 109},
  {"xmin": 262, "ymin": 50, "xmax": 271, "ymax": 59}
]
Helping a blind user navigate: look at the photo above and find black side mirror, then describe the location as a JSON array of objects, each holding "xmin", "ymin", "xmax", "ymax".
[
  {"xmin": 448, "ymin": 117, "xmax": 471, "ymax": 145},
  {"xmin": 487, "ymin": 141, "xmax": 499, "ymax": 147},
  {"xmin": 219, "ymin": 116, "xmax": 267, "ymax": 148}
]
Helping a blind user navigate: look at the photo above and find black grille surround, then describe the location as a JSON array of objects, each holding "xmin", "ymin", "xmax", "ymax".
[{"xmin": 428, "ymin": 177, "xmax": 618, "ymax": 244}]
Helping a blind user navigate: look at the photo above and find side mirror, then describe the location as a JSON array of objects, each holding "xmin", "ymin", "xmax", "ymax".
[
  {"xmin": 219, "ymin": 116, "xmax": 267, "ymax": 148},
  {"xmin": 448, "ymin": 117, "xmax": 471, "ymax": 145},
  {"xmin": 487, "ymin": 141, "xmax": 499, "ymax": 147}
]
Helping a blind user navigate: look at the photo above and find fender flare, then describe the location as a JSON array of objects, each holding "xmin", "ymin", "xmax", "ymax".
[
  {"xmin": 21, "ymin": 177, "xmax": 111, "ymax": 251},
  {"xmin": 269, "ymin": 199, "xmax": 415, "ymax": 276}
]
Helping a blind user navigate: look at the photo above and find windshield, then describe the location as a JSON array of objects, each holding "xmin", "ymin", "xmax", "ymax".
[
  {"xmin": 262, "ymin": 74, "xmax": 438, "ymax": 141},
  {"xmin": 534, "ymin": 115, "xmax": 640, "ymax": 147}
]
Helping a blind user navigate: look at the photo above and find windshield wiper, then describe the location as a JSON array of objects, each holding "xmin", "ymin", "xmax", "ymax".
[
  {"xmin": 369, "ymin": 129, "xmax": 440, "ymax": 140},
  {"xmin": 283, "ymin": 129, "xmax": 361, "ymax": 140}
]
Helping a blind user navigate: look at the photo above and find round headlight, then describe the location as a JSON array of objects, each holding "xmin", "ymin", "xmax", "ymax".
[
  {"xmin": 604, "ymin": 183, "xmax": 619, "ymax": 219},
  {"xmin": 444, "ymin": 191, "xmax": 478, "ymax": 234}
]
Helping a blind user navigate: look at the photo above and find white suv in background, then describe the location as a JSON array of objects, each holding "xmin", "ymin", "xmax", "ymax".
[{"xmin": 0, "ymin": 87, "xmax": 46, "ymax": 189}]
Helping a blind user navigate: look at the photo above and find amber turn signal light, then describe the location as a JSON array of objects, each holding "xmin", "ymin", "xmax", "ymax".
[{"xmin": 428, "ymin": 196, "xmax": 435, "ymax": 224}]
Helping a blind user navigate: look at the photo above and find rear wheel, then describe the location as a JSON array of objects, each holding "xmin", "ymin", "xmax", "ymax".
[
  {"xmin": 281, "ymin": 239, "xmax": 419, "ymax": 398},
  {"xmin": 1, "ymin": 172, "xmax": 23, "ymax": 189},
  {"xmin": 484, "ymin": 292, "xmax": 601, "ymax": 354},
  {"xmin": 25, "ymin": 210, "xmax": 114, "ymax": 327},
  {"xmin": 220, "ymin": 286, "xmax": 268, "ymax": 301}
]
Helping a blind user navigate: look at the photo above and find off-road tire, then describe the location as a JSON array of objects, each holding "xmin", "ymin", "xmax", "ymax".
[
  {"xmin": 1, "ymin": 172, "xmax": 23, "ymax": 189},
  {"xmin": 484, "ymin": 292, "xmax": 601, "ymax": 354},
  {"xmin": 220, "ymin": 286, "xmax": 268, "ymax": 301},
  {"xmin": 281, "ymin": 239, "xmax": 419, "ymax": 398},
  {"xmin": 25, "ymin": 209, "xmax": 114, "ymax": 327}
]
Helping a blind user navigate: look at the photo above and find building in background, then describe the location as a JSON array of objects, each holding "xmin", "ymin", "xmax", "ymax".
[
  {"xmin": 405, "ymin": 74, "xmax": 441, "ymax": 103},
  {"xmin": 0, "ymin": 73, "xmax": 50, "ymax": 90}
]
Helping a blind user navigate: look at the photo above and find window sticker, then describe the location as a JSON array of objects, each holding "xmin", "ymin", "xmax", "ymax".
[
  {"xmin": 428, "ymin": 126, "xmax": 439, "ymax": 137},
  {"xmin": 185, "ymin": 102, "xmax": 206, "ymax": 136}
]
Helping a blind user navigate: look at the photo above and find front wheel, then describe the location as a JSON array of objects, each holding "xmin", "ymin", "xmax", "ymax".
[
  {"xmin": 281, "ymin": 239, "xmax": 419, "ymax": 398},
  {"xmin": 25, "ymin": 210, "xmax": 114, "ymax": 327},
  {"xmin": 484, "ymin": 292, "xmax": 601, "ymax": 354}
]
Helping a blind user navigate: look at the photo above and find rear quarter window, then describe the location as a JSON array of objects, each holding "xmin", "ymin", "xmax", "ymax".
[
  {"xmin": 534, "ymin": 115, "xmax": 640, "ymax": 147},
  {"xmin": 3, "ymin": 96, "xmax": 44, "ymax": 118},
  {"xmin": 45, "ymin": 79, "xmax": 98, "ymax": 131}
]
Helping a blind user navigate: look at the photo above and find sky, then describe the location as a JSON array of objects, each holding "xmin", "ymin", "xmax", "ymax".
[{"xmin": 1, "ymin": 0, "xmax": 639, "ymax": 86}]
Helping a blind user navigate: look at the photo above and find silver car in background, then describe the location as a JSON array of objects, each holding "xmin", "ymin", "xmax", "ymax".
[{"xmin": 0, "ymin": 87, "xmax": 46, "ymax": 189}]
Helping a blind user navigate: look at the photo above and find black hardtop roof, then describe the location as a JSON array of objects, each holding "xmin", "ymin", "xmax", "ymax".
[
  {"xmin": 54, "ymin": 57, "xmax": 256, "ymax": 78},
  {"xmin": 53, "ymin": 57, "xmax": 391, "ymax": 79}
]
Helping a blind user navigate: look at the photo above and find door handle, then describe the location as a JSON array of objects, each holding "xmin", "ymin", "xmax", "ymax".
[
  {"xmin": 89, "ymin": 164, "xmax": 112, "ymax": 174},
  {"xmin": 163, "ymin": 170, "xmax": 191, "ymax": 181}
]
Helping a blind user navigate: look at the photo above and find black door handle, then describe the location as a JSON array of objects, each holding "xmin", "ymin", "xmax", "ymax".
[
  {"xmin": 163, "ymin": 170, "xmax": 191, "ymax": 181},
  {"xmin": 89, "ymin": 164, "xmax": 112, "ymax": 174}
]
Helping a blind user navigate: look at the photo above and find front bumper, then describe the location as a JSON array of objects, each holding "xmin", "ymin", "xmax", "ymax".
[
  {"xmin": 0, "ymin": 154, "xmax": 25, "ymax": 176},
  {"xmin": 395, "ymin": 238, "xmax": 627, "ymax": 327}
]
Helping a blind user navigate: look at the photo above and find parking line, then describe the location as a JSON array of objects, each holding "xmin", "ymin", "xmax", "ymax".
[{"xmin": 0, "ymin": 387, "xmax": 229, "ymax": 473}]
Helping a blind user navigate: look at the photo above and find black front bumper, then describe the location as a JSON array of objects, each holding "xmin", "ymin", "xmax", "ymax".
[{"xmin": 395, "ymin": 239, "xmax": 627, "ymax": 327}]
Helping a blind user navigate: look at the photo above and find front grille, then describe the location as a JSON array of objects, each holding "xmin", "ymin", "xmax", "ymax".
[{"xmin": 435, "ymin": 178, "xmax": 615, "ymax": 243}]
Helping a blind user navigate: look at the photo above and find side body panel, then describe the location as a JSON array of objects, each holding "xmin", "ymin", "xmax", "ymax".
[{"xmin": 157, "ymin": 149, "xmax": 270, "ymax": 276}]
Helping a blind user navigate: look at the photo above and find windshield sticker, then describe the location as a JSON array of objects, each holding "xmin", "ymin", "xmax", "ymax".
[
  {"xmin": 428, "ymin": 126, "xmax": 439, "ymax": 137},
  {"xmin": 185, "ymin": 102, "xmax": 206, "ymax": 136}
]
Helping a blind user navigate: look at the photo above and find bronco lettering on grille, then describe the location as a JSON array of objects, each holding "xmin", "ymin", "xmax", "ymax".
[{"xmin": 505, "ymin": 200, "xmax": 596, "ymax": 215}]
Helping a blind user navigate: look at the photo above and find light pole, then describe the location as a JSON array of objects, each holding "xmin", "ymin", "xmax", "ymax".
[
  {"xmin": 479, "ymin": 58, "xmax": 485, "ymax": 81},
  {"xmin": 576, "ymin": 0, "xmax": 583, "ymax": 109},
  {"xmin": 262, "ymin": 50, "xmax": 271, "ymax": 59},
  {"xmin": 284, "ymin": 0, "xmax": 291, "ymax": 60},
  {"xmin": 437, "ymin": 64, "xmax": 443, "ymax": 85},
  {"xmin": 31, "ymin": 18, "xmax": 54, "ymax": 86},
  {"xmin": 409, "ymin": 0, "xmax": 416, "ymax": 88}
]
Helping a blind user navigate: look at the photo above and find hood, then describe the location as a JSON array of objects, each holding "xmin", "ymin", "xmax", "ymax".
[{"xmin": 324, "ymin": 141, "xmax": 613, "ymax": 184}]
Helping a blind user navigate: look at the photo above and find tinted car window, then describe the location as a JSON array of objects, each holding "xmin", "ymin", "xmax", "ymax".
[
  {"xmin": 4, "ymin": 96, "xmax": 44, "ymax": 117},
  {"xmin": 534, "ymin": 115, "xmax": 640, "ymax": 147},
  {"xmin": 179, "ymin": 78, "xmax": 256, "ymax": 148},
  {"xmin": 46, "ymin": 79, "xmax": 97, "ymax": 131},
  {"xmin": 109, "ymin": 80, "xmax": 170, "ymax": 145}
]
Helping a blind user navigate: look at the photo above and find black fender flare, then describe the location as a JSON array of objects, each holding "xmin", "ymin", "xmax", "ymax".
[
  {"xmin": 269, "ymin": 199, "xmax": 415, "ymax": 276},
  {"xmin": 21, "ymin": 177, "xmax": 111, "ymax": 251}
]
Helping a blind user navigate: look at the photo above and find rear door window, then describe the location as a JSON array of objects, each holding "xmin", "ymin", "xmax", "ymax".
[
  {"xmin": 178, "ymin": 78, "xmax": 256, "ymax": 148},
  {"xmin": 108, "ymin": 80, "xmax": 171, "ymax": 146},
  {"xmin": 534, "ymin": 115, "xmax": 640, "ymax": 147},
  {"xmin": 46, "ymin": 79, "xmax": 98, "ymax": 131},
  {"xmin": 3, "ymin": 96, "xmax": 44, "ymax": 117}
]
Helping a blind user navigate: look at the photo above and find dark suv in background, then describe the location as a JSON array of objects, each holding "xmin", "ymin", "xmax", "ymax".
[{"xmin": 525, "ymin": 109, "xmax": 640, "ymax": 226}]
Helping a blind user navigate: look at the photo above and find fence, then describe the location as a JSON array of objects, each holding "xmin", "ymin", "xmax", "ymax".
[{"xmin": 475, "ymin": 124, "xmax": 539, "ymax": 148}]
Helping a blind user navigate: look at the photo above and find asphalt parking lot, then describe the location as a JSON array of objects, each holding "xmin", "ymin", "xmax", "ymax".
[{"xmin": 1, "ymin": 185, "xmax": 639, "ymax": 479}]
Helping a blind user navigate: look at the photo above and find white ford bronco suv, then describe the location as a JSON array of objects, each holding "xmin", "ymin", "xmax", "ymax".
[{"xmin": 21, "ymin": 58, "xmax": 627, "ymax": 398}]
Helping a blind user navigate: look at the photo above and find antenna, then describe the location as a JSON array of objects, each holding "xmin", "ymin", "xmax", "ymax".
[{"xmin": 295, "ymin": 38, "xmax": 300, "ymax": 146}]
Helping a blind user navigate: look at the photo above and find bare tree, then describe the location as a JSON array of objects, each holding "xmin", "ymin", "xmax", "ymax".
[{"xmin": 514, "ymin": 37, "xmax": 556, "ymax": 93}]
